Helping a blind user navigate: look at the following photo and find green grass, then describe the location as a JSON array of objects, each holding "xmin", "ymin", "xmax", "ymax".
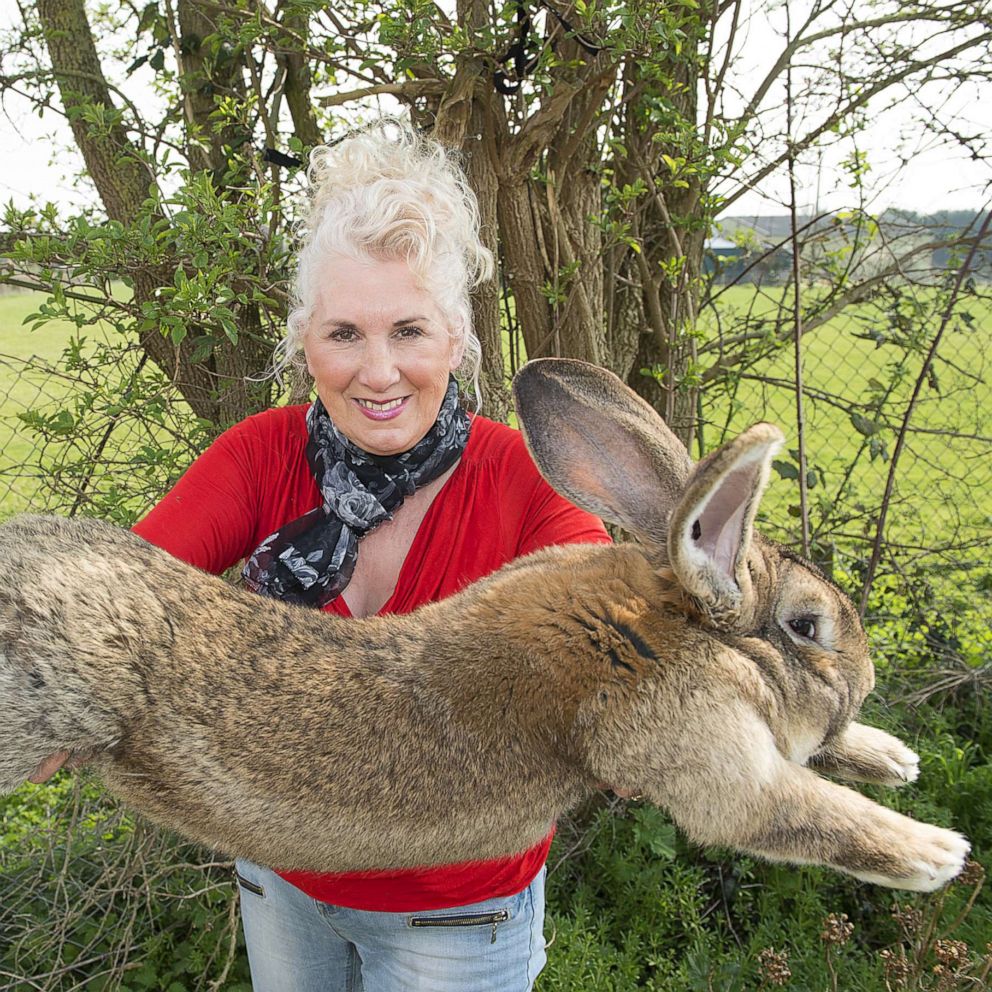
[
  {"xmin": 0, "ymin": 288, "xmax": 207, "ymax": 523},
  {"xmin": 2, "ymin": 283, "xmax": 988, "ymax": 553},
  {"xmin": 696, "ymin": 285, "xmax": 992, "ymax": 591},
  {"xmin": 0, "ymin": 289, "xmax": 99, "ymax": 516},
  {"xmin": 0, "ymin": 286, "xmax": 989, "ymax": 991},
  {"xmin": 0, "ymin": 290, "xmax": 80, "ymax": 362}
]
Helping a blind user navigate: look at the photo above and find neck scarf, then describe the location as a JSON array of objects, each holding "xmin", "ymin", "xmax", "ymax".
[{"xmin": 243, "ymin": 377, "xmax": 470, "ymax": 608}]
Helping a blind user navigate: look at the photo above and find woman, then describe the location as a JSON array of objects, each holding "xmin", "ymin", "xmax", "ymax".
[{"xmin": 134, "ymin": 123, "xmax": 610, "ymax": 992}]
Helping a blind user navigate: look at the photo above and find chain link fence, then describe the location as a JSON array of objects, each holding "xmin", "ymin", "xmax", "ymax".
[
  {"xmin": 0, "ymin": 279, "xmax": 989, "ymax": 990},
  {"xmin": 0, "ymin": 307, "xmax": 248, "ymax": 991},
  {"xmin": 706, "ymin": 293, "xmax": 990, "ymax": 555},
  {"xmin": 0, "ymin": 346, "xmax": 211, "ymax": 527},
  {"xmin": 695, "ymin": 277, "xmax": 992, "ymax": 704}
]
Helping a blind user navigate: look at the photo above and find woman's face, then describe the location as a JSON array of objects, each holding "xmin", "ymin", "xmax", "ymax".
[{"xmin": 304, "ymin": 254, "xmax": 463, "ymax": 456}]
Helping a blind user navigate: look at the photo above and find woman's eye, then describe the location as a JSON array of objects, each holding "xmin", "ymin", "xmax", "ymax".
[
  {"xmin": 327, "ymin": 328, "xmax": 357, "ymax": 343},
  {"xmin": 788, "ymin": 617, "xmax": 817, "ymax": 640},
  {"xmin": 396, "ymin": 325, "xmax": 424, "ymax": 339}
]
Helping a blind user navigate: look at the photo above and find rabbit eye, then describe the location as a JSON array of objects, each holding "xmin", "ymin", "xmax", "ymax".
[{"xmin": 788, "ymin": 617, "xmax": 817, "ymax": 640}]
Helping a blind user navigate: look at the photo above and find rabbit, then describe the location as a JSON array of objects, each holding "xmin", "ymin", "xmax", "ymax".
[{"xmin": 0, "ymin": 358, "xmax": 969, "ymax": 892}]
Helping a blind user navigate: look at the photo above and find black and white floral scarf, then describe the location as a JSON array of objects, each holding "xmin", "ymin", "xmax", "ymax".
[{"xmin": 243, "ymin": 377, "xmax": 470, "ymax": 608}]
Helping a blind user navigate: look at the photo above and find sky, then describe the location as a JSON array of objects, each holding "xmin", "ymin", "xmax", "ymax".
[
  {"xmin": 704, "ymin": 1, "xmax": 991, "ymax": 218},
  {"xmin": 0, "ymin": 0, "xmax": 989, "ymax": 219}
]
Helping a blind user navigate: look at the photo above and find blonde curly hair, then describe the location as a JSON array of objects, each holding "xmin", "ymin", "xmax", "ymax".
[{"xmin": 277, "ymin": 121, "xmax": 494, "ymax": 402}]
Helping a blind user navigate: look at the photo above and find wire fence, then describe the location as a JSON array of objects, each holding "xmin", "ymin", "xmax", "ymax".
[
  {"xmin": 0, "ymin": 332, "xmax": 248, "ymax": 991},
  {"xmin": 0, "ymin": 348, "xmax": 211, "ymax": 526},
  {"xmin": 703, "ymin": 293, "xmax": 992, "ymax": 568},
  {"xmin": 0, "ymin": 279, "xmax": 989, "ymax": 990}
]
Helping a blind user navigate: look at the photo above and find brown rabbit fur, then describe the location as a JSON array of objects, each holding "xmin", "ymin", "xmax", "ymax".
[{"xmin": 0, "ymin": 359, "xmax": 969, "ymax": 892}]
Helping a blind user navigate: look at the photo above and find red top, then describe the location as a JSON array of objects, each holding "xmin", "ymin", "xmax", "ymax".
[{"xmin": 134, "ymin": 405, "xmax": 610, "ymax": 911}]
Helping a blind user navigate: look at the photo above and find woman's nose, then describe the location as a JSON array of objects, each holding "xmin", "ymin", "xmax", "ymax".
[{"xmin": 356, "ymin": 339, "xmax": 401, "ymax": 392}]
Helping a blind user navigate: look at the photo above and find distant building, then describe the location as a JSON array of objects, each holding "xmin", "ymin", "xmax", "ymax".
[{"xmin": 705, "ymin": 223, "xmax": 793, "ymax": 285}]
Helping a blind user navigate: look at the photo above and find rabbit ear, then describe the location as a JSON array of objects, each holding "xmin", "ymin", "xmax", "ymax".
[
  {"xmin": 667, "ymin": 423, "xmax": 783, "ymax": 621},
  {"xmin": 512, "ymin": 359, "xmax": 694, "ymax": 551}
]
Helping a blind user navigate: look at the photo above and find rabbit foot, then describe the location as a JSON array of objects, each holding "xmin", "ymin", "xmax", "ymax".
[
  {"xmin": 855, "ymin": 822, "xmax": 970, "ymax": 892},
  {"xmin": 871, "ymin": 735, "xmax": 920, "ymax": 787}
]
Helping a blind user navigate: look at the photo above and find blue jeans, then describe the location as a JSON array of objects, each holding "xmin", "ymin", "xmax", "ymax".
[{"xmin": 234, "ymin": 859, "xmax": 547, "ymax": 992}]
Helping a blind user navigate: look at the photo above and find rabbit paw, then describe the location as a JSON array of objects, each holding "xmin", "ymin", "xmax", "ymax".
[
  {"xmin": 870, "ymin": 734, "xmax": 920, "ymax": 787},
  {"xmin": 841, "ymin": 725, "xmax": 920, "ymax": 787},
  {"xmin": 858, "ymin": 822, "xmax": 970, "ymax": 892}
]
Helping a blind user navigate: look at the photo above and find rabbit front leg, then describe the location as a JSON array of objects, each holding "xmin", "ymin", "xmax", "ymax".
[
  {"xmin": 661, "ymin": 713, "xmax": 968, "ymax": 892},
  {"xmin": 743, "ymin": 763, "xmax": 967, "ymax": 891},
  {"xmin": 808, "ymin": 722, "xmax": 920, "ymax": 787}
]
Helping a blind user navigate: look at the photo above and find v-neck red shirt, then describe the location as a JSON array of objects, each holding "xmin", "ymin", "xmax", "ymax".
[{"xmin": 134, "ymin": 405, "xmax": 610, "ymax": 911}]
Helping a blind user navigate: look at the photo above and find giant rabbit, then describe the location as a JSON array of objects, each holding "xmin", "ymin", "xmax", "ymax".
[{"xmin": 0, "ymin": 359, "xmax": 969, "ymax": 891}]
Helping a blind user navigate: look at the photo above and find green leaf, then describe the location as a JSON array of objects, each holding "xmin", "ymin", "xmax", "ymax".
[
  {"xmin": 772, "ymin": 459, "xmax": 800, "ymax": 481},
  {"xmin": 127, "ymin": 54, "xmax": 150, "ymax": 76},
  {"xmin": 868, "ymin": 437, "xmax": 889, "ymax": 462},
  {"xmin": 137, "ymin": 2, "xmax": 160, "ymax": 35},
  {"xmin": 850, "ymin": 412, "xmax": 879, "ymax": 436},
  {"xmin": 631, "ymin": 806, "xmax": 677, "ymax": 859}
]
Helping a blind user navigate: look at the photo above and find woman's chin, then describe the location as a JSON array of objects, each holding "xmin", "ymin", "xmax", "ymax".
[
  {"xmin": 349, "ymin": 420, "xmax": 429, "ymax": 457},
  {"xmin": 324, "ymin": 390, "xmax": 448, "ymax": 455}
]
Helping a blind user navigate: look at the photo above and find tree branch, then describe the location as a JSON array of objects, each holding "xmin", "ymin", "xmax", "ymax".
[
  {"xmin": 318, "ymin": 79, "xmax": 447, "ymax": 107},
  {"xmin": 723, "ymin": 29, "xmax": 992, "ymax": 211},
  {"xmin": 858, "ymin": 207, "xmax": 992, "ymax": 614}
]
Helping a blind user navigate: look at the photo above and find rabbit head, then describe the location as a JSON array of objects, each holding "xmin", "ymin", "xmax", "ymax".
[{"xmin": 513, "ymin": 358, "xmax": 875, "ymax": 751}]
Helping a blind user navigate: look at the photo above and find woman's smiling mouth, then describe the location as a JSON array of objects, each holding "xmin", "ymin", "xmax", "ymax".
[{"xmin": 353, "ymin": 396, "xmax": 410, "ymax": 420}]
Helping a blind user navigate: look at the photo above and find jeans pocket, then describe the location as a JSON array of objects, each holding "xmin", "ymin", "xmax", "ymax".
[
  {"xmin": 234, "ymin": 867, "xmax": 266, "ymax": 898},
  {"xmin": 407, "ymin": 908, "xmax": 511, "ymax": 944}
]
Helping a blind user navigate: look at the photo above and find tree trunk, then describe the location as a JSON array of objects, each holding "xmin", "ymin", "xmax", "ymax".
[
  {"xmin": 36, "ymin": 0, "xmax": 147, "ymax": 224},
  {"xmin": 498, "ymin": 180, "xmax": 555, "ymax": 362},
  {"xmin": 425, "ymin": 0, "xmax": 511, "ymax": 421},
  {"xmin": 37, "ymin": 0, "xmax": 276, "ymax": 428},
  {"xmin": 36, "ymin": 0, "xmax": 218, "ymax": 420},
  {"xmin": 614, "ymin": 30, "xmax": 707, "ymax": 447},
  {"xmin": 497, "ymin": 38, "xmax": 612, "ymax": 370},
  {"xmin": 540, "ymin": 37, "xmax": 611, "ymax": 368},
  {"xmin": 463, "ymin": 109, "xmax": 510, "ymax": 422},
  {"xmin": 174, "ymin": 0, "xmax": 276, "ymax": 425},
  {"xmin": 278, "ymin": 7, "xmax": 324, "ymax": 152}
]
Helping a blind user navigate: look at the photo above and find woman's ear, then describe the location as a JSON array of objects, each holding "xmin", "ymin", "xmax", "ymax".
[
  {"xmin": 448, "ymin": 326, "xmax": 466, "ymax": 371},
  {"xmin": 303, "ymin": 332, "xmax": 316, "ymax": 378}
]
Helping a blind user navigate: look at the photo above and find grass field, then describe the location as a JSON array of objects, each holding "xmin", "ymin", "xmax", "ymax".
[
  {"xmin": 0, "ymin": 290, "xmax": 97, "ymax": 517},
  {"xmin": 0, "ymin": 285, "xmax": 989, "ymax": 991},
  {"xmin": 697, "ymin": 286, "xmax": 992, "ymax": 579},
  {"xmin": 0, "ymin": 284, "xmax": 988, "ymax": 587},
  {"xmin": 0, "ymin": 288, "xmax": 196, "ymax": 521}
]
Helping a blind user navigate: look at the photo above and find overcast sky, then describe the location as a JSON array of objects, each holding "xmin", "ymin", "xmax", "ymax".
[{"xmin": 1, "ymin": 0, "xmax": 989, "ymax": 219}]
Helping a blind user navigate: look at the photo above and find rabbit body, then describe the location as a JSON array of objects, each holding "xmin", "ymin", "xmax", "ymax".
[{"xmin": 0, "ymin": 360, "xmax": 969, "ymax": 892}]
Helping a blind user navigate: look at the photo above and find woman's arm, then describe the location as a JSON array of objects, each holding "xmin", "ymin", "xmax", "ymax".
[{"xmin": 133, "ymin": 411, "xmax": 305, "ymax": 574}]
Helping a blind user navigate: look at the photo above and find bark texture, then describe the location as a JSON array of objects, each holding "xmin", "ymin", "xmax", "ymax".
[{"xmin": 36, "ymin": 0, "xmax": 277, "ymax": 426}]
